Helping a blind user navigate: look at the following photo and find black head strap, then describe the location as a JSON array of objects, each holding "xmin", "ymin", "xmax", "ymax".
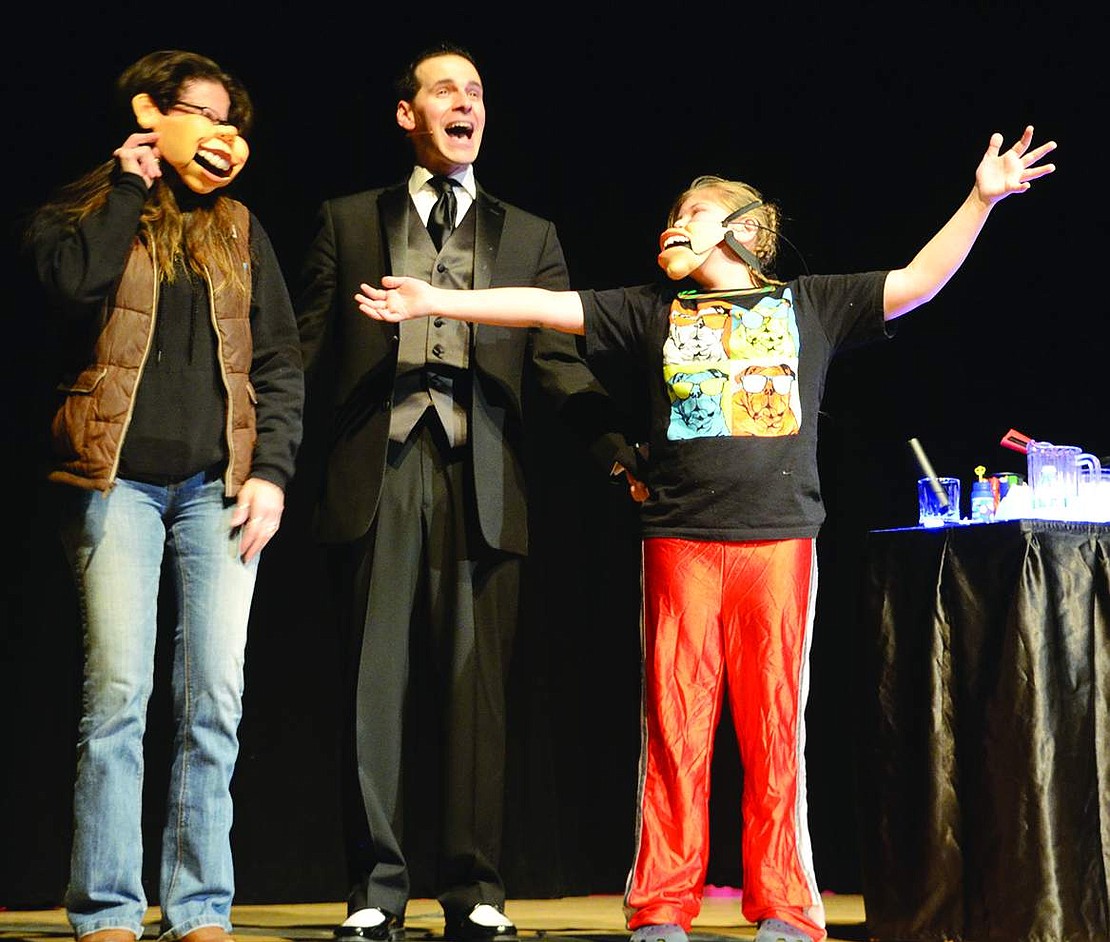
[{"xmin": 722, "ymin": 199, "xmax": 764, "ymax": 272}]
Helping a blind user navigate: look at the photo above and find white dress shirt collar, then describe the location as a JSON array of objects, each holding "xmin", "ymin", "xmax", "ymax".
[{"xmin": 408, "ymin": 165, "xmax": 477, "ymax": 225}]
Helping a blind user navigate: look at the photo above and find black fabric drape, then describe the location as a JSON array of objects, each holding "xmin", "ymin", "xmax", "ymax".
[{"xmin": 856, "ymin": 520, "xmax": 1110, "ymax": 942}]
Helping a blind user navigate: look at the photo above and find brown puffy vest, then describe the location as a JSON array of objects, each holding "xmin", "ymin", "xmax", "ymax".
[{"xmin": 49, "ymin": 201, "xmax": 256, "ymax": 497}]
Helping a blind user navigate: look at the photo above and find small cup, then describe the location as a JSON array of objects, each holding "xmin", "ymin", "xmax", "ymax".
[{"xmin": 918, "ymin": 476, "xmax": 961, "ymax": 527}]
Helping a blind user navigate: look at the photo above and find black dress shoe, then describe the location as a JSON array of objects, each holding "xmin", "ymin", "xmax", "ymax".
[
  {"xmin": 443, "ymin": 904, "xmax": 517, "ymax": 942},
  {"xmin": 334, "ymin": 909, "xmax": 405, "ymax": 942}
]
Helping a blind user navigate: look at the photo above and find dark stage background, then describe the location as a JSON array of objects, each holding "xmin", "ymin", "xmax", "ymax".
[{"xmin": 3, "ymin": 2, "xmax": 1104, "ymax": 913}]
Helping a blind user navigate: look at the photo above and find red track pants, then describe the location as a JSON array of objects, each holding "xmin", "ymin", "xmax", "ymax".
[{"xmin": 624, "ymin": 537, "xmax": 825, "ymax": 942}]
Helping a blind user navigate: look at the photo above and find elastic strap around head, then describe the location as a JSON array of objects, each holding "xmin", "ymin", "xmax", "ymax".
[
  {"xmin": 722, "ymin": 200, "xmax": 764, "ymax": 272},
  {"xmin": 722, "ymin": 199, "xmax": 763, "ymax": 225},
  {"xmin": 723, "ymin": 231, "xmax": 762, "ymax": 272}
]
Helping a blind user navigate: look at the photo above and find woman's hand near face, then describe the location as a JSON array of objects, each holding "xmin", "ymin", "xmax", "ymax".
[{"xmin": 113, "ymin": 131, "xmax": 162, "ymax": 188}]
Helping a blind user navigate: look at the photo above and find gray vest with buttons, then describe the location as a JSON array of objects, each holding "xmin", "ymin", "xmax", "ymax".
[{"xmin": 388, "ymin": 203, "xmax": 476, "ymax": 446}]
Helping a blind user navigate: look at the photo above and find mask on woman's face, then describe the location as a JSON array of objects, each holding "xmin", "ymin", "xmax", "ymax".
[{"xmin": 132, "ymin": 79, "xmax": 249, "ymax": 195}]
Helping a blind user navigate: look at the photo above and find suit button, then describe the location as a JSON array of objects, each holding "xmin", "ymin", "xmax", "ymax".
[
  {"xmin": 436, "ymin": 263, "xmax": 447, "ymax": 273},
  {"xmin": 432, "ymin": 343, "xmax": 445, "ymax": 358},
  {"xmin": 434, "ymin": 317, "xmax": 445, "ymax": 328}
]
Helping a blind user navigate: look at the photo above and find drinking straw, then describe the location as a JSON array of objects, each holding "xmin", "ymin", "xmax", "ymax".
[{"xmin": 908, "ymin": 437, "xmax": 948, "ymax": 508}]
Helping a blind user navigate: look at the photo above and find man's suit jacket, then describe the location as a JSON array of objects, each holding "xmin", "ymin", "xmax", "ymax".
[{"xmin": 297, "ymin": 179, "xmax": 622, "ymax": 554}]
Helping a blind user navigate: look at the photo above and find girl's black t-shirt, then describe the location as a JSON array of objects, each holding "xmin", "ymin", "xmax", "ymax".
[{"xmin": 580, "ymin": 271, "xmax": 889, "ymax": 541}]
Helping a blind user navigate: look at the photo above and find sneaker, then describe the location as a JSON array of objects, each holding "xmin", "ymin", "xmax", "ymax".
[
  {"xmin": 753, "ymin": 918, "xmax": 812, "ymax": 942},
  {"xmin": 629, "ymin": 925, "xmax": 688, "ymax": 942}
]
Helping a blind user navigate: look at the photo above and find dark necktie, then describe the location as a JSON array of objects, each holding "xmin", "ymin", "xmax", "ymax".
[{"xmin": 426, "ymin": 176, "xmax": 458, "ymax": 250}]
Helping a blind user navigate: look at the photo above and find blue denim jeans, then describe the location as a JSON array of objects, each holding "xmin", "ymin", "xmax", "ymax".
[{"xmin": 57, "ymin": 471, "xmax": 259, "ymax": 940}]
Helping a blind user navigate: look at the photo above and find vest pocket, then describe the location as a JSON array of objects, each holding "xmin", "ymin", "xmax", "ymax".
[{"xmin": 52, "ymin": 366, "xmax": 108, "ymax": 458}]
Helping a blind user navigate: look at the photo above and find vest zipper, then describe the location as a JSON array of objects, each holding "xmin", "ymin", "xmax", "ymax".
[{"xmin": 107, "ymin": 240, "xmax": 161, "ymax": 487}]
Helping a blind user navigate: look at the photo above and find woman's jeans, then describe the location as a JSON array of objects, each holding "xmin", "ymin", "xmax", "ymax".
[{"xmin": 57, "ymin": 472, "xmax": 258, "ymax": 940}]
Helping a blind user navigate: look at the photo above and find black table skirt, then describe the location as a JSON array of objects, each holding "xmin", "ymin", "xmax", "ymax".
[{"xmin": 857, "ymin": 520, "xmax": 1110, "ymax": 942}]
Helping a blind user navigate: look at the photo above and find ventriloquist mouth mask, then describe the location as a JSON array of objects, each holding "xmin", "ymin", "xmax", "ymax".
[
  {"xmin": 160, "ymin": 99, "xmax": 249, "ymax": 194},
  {"xmin": 657, "ymin": 199, "xmax": 765, "ymax": 280}
]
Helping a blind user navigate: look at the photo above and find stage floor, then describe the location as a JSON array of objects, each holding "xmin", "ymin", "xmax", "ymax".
[{"xmin": 0, "ymin": 895, "xmax": 869, "ymax": 942}]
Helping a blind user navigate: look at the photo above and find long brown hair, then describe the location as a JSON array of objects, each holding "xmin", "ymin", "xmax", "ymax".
[{"xmin": 30, "ymin": 50, "xmax": 255, "ymax": 294}]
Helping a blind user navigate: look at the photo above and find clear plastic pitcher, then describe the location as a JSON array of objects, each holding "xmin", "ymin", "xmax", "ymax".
[
  {"xmin": 1026, "ymin": 441, "xmax": 1102, "ymax": 517},
  {"xmin": 1027, "ymin": 441, "xmax": 1079, "ymax": 514}
]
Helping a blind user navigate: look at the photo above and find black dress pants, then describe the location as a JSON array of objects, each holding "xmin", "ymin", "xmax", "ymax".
[{"xmin": 330, "ymin": 419, "xmax": 521, "ymax": 919}]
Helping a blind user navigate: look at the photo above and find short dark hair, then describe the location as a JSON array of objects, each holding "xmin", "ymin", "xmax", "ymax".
[{"xmin": 393, "ymin": 42, "xmax": 479, "ymax": 101}]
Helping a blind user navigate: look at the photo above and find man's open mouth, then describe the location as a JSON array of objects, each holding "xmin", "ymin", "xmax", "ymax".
[{"xmin": 445, "ymin": 122, "xmax": 473, "ymax": 139}]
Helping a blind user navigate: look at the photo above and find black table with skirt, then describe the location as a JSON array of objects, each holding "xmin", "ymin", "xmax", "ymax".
[{"xmin": 856, "ymin": 519, "xmax": 1110, "ymax": 942}]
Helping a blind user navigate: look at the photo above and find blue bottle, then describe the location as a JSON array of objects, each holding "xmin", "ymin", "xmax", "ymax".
[{"xmin": 970, "ymin": 480, "xmax": 994, "ymax": 523}]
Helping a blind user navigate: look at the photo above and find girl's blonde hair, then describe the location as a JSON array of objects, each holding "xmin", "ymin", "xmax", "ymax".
[{"xmin": 670, "ymin": 176, "xmax": 784, "ymax": 286}]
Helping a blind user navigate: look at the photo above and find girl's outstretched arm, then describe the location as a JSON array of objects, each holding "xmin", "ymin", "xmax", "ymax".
[
  {"xmin": 884, "ymin": 125, "xmax": 1056, "ymax": 320},
  {"xmin": 356, "ymin": 275, "xmax": 587, "ymax": 334}
]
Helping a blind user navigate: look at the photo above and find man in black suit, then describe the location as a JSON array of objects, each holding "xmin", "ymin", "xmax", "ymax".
[{"xmin": 296, "ymin": 42, "xmax": 632, "ymax": 942}]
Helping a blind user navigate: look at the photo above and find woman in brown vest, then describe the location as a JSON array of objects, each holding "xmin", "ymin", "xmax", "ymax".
[{"xmin": 26, "ymin": 49, "xmax": 303, "ymax": 942}]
